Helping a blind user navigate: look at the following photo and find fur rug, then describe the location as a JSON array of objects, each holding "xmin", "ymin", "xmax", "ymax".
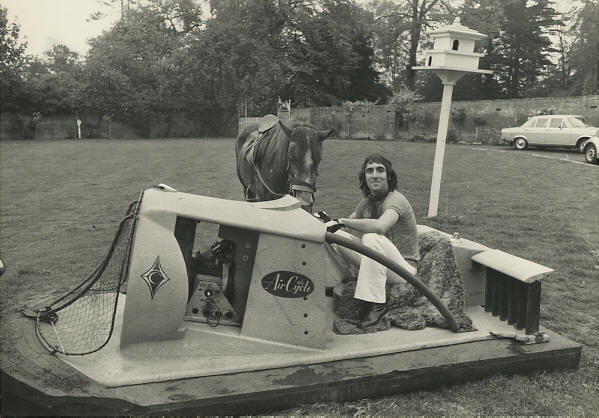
[{"xmin": 333, "ymin": 231, "xmax": 473, "ymax": 335}]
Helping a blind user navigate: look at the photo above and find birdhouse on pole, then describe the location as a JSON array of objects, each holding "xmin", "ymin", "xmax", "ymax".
[
  {"xmin": 414, "ymin": 17, "xmax": 491, "ymax": 84},
  {"xmin": 413, "ymin": 18, "xmax": 492, "ymax": 217}
]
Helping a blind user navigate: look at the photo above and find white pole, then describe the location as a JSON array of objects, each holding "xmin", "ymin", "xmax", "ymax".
[{"xmin": 427, "ymin": 82, "xmax": 454, "ymax": 218}]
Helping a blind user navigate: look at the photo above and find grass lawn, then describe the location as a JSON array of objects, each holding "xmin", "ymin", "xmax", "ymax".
[{"xmin": 1, "ymin": 138, "xmax": 597, "ymax": 415}]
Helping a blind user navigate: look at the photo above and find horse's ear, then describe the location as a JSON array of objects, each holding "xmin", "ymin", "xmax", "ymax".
[
  {"xmin": 279, "ymin": 121, "xmax": 294, "ymax": 139},
  {"xmin": 317, "ymin": 128, "xmax": 334, "ymax": 141}
]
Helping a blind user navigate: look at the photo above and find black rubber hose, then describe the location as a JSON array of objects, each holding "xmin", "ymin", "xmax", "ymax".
[{"xmin": 325, "ymin": 231, "xmax": 460, "ymax": 333}]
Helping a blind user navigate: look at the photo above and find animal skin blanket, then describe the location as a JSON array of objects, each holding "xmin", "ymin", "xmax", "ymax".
[{"xmin": 333, "ymin": 231, "xmax": 473, "ymax": 335}]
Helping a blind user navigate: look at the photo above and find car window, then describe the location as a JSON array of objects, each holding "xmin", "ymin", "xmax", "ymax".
[
  {"xmin": 568, "ymin": 117, "xmax": 592, "ymax": 128},
  {"xmin": 534, "ymin": 117, "xmax": 549, "ymax": 128},
  {"xmin": 549, "ymin": 118, "xmax": 562, "ymax": 128}
]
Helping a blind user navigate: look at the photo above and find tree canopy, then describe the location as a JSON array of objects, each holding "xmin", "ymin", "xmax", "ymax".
[
  {"xmin": 567, "ymin": 0, "xmax": 599, "ymax": 94},
  {"xmin": 1, "ymin": 0, "xmax": 597, "ymax": 137},
  {"xmin": 0, "ymin": 7, "xmax": 28, "ymax": 113}
]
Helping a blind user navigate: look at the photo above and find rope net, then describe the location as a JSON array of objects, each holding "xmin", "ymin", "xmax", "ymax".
[{"xmin": 33, "ymin": 196, "xmax": 141, "ymax": 356}]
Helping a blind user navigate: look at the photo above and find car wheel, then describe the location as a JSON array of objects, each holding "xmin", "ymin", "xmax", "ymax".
[
  {"xmin": 578, "ymin": 139, "xmax": 589, "ymax": 153},
  {"xmin": 514, "ymin": 137, "xmax": 528, "ymax": 150},
  {"xmin": 584, "ymin": 143, "xmax": 597, "ymax": 164}
]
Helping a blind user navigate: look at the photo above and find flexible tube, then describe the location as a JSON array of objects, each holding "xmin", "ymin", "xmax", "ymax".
[{"xmin": 325, "ymin": 231, "xmax": 460, "ymax": 332}]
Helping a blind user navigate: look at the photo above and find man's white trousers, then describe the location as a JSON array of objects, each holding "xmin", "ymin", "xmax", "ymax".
[{"xmin": 325, "ymin": 231, "xmax": 417, "ymax": 303}]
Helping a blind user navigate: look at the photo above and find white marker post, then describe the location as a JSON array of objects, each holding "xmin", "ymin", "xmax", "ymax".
[
  {"xmin": 413, "ymin": 18, "xmax": 492, "ymax": 217},
  {"xmin": 77, "ymin": 117, "xmax": 82, "ymax": 139}
]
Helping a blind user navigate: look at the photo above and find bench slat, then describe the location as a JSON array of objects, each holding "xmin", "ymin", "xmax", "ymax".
[{"xmin": 471, "ymin": 249, "xmax": 553, "ymax": 283}]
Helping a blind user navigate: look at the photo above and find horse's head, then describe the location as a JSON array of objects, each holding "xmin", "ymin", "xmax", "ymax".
[{"xmin": 280, "ymin": 122, "xmax": 334, "ymax": 212}]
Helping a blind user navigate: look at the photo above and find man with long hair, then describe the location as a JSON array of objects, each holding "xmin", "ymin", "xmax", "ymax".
[{"xmin": 330, "ymin": 153, "xmax": 420, "ymax": 328}]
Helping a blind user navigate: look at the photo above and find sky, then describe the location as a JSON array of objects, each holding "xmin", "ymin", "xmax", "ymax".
[
  {"xmin": 2, "ymin": 0, "xmax": 577, "ymax": 59},
  {"xmin": 2, "ymin": 0, "xmax": 120, "ymax": 57}
]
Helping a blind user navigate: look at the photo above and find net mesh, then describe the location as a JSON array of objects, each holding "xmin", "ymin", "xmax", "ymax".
[{"xmin": 33, "ymin": 195, "xmax": 141, "ymax": 356}]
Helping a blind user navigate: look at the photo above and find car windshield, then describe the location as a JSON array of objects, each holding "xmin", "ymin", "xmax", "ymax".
[
  {"xmin": 568, "ymin": 117, "xmax": 592, "ymax": 128},
  {"xmin": 521, "ymin": 119, "xmax": 535, "ymax": 127}
]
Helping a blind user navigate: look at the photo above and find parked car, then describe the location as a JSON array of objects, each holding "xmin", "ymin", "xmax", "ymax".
[
  {"xmin": 501, "ymin": 115, "xmax": 598, "ymax": 151},
  {"xmin": 583, "ymin": 136, "xmax": 598, "ymax": 164}
]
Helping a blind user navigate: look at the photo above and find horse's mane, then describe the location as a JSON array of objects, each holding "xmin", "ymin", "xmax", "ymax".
[
  {"xmin": 254, "ymin": 123, "xmax": 289, "ymax": 177},
  {"xmin": 255, "ymin": 119, "xmax": 320, "ymax": 170}
]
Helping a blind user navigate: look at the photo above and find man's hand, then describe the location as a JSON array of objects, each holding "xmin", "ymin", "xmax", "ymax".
[{"xmin": 312, "ymin": 211, "xmax": 345, "ymax": 232}]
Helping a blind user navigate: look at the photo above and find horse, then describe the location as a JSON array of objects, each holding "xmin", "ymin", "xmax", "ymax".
[{"xmin": 235, "ymin": 115, "xmax": 333, "ymax": 212}]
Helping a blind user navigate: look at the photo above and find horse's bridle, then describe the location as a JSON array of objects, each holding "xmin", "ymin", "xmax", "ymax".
[
  {"xmin": 290, "ymin": 180, "xmax": 316, "ymax": 205},
  {"xmin": 249, "ymin": 144, "xmax": 316, "ymax": 205},
  {"xmin": 290, "ymin": 180, "xmax": 316, "ymax": 195}
]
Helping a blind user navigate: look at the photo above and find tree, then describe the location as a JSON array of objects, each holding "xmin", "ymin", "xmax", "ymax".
[
  {"xmin": 284, "ymin": 0, "xmax": 368, "ymax": 105},
  {"xmin": 558, "ymin": 25, "xmax": 573, "ymax": 91},
  {"xmin": 389, "ymin": 87, "xmax": 422, "ymax": 135},
  {"xmin": 81, "ymin": 1, "xmax": 196, "ymax": 134},
  {"xmin": 278, "ymin": 0, "xmax": 389, "ymax": 106},
  {"xmin": 89, "ymin": 0, "xmax": 137, "ymax": 22},
  {"xmin": 492, "ymin": 0, "xmax": 560, "ymax": 97},
  {"xmin": 45, "ymin": 44, "xmax": 81, "ymax": 73},
  {"xmin": 453, "ymin": 0, "xmax": 503, "ymax": 100},
  {"xmin": 190, "ymin": 0, "xmax": 386, "ymax": 120},
  {"xmin": 0, "ymin": 7, "xmax": 28, "ymax": 113},
  {"xmin": 131, "ymin": 0, "xmax": 204, "ymax": 33},
  {"xmin": 186, "ymin": 0, "xmax": 288, "ymax": 130},
  {"xmin": 22, "ymin": 44, "xmax": 83, "ymax": 115},
  {"xmin": 370, "ymin": 0, "xmax": 451, "ymax": 90},
  {"xmin": 410, "ymin": 0, "xmax": 502, "ymax": 102},
  {"xmin": 344, "ymin": 5, "xmax": 391, "ymax": 103},
  {"xmin": 370, "ymin": 0, "xmax": 411, "ymax": 87},
  {"xmin": 568, "ymin": 0, "xmax": 599, "ymax": 94}
]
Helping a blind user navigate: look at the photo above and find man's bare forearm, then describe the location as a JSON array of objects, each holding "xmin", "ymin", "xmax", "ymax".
[{"xmin": 339, "ymin": 217, "xmax": 385, "ymax": 234}]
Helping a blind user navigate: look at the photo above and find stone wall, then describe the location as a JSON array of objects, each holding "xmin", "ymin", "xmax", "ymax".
[
  {"xmin": 4, "ymin": 95, "xmax": 597, "ymax": 141},
  {"xmin": 292, "ymin": 106, "xmax": 397, "ymax": 140},
  {"xmin": 0, "ymin": 111, "xmax": 238, "ymax": 140},
  {"xmin": 292, "ymin": 95, "xmax": 599, "ymax": 144},
  {"xmin": 0, "ymin": 113, "xmax": 75, "ymax": 140}
]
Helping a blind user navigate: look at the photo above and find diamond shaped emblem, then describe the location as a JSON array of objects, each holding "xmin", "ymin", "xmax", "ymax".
[{"xmin": 140, "ymin": 256, "xmax": 170, "ymax": 299}]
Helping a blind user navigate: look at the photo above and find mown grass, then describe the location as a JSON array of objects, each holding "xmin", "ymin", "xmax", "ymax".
[{"xmin": 0, "ymin": 138, "xmax": 597, "ymax": 415}]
